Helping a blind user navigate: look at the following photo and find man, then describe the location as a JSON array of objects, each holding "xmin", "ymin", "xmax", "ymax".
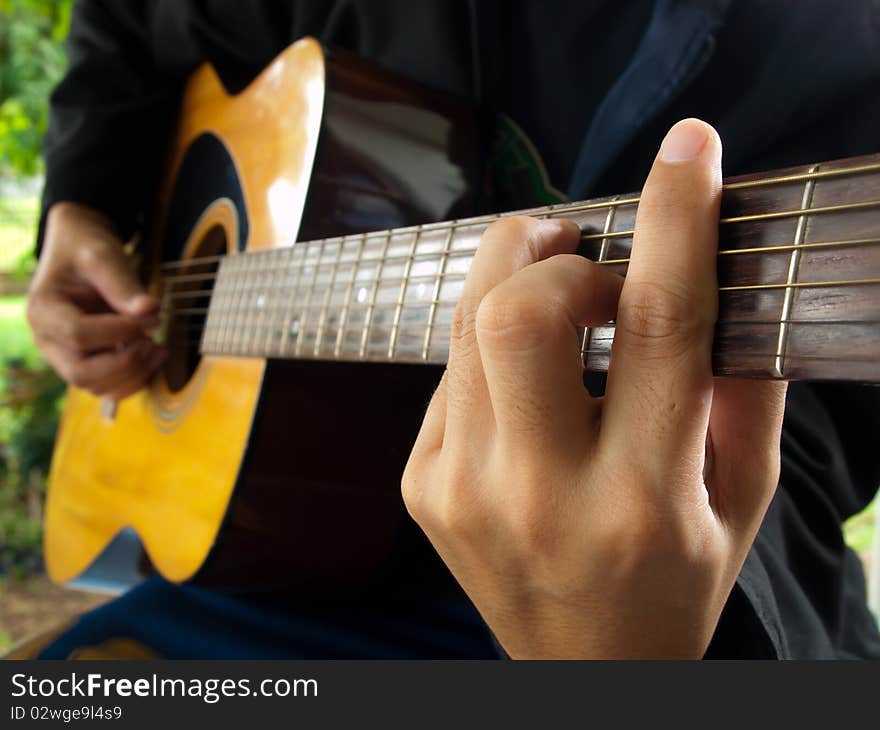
[{"xmin": 22, "ymin": 1, "xmax": 880, "ymax": 658}]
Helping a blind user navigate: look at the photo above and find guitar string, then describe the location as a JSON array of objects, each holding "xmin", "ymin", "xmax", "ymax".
[
  {"xmin": 156, "ymin": 234, "xmax": 880, "ymax": 296},
  {"xmin": 168, "ymin": 301, "xmax": 880, "ymax": 351},
  {"xmin": 151, "ymin": 162, "xmax": 880, "ymax": 352},
  {"xmin": 171, "ymin": 317, "xmax": 880, "ymax": 349},
  {"xmin": 176, "ymin": 317, "xmax": 880, "ymax": 332},
  {"xmin": 155, "ymin": 206, "xmax": 880, "ymax": 286},
  {"xmin": 166, "ymin": 329, "xmax": 880, "ymax": 366},
  {"xmin": 160, "ymin": 278, "xmax": 880, "ymax": 356},
  {"xmin": 157, "ymin": 160, "xmax": 880, "ymax": 273},
  {"xmin": 155, "ymin": 275, "xmax": 880, "ymax": 326}
]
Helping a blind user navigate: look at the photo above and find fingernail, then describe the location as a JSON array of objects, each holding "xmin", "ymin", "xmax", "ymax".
[
  {"xmin": 130, "ymin": 294, "xmax": 156, "ymax": 313},
  {"xmin": 659, "ymin": 119, "xmax": 709, "ymax": 162},
  {"xmin": 542, "ymin": 218, "xmax": 581, "ymax": 238}
]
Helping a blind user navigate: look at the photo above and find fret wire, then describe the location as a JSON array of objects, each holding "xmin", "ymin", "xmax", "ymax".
[
  {"xmin": 388, "ymin": 226, "xmax": 422, "ymax": 359},
  {"xmin": 334, "ymin": 233, "xmax": 367, "ymax": 358},
  {"xmin": 206, "ymin": 257, "xmax": 220, "ymax": 352},
  {"xmin": 233, "ymin": 250, "xmax": 250, "ymax": 355},
  {"xmin": 252, "ymin": 249, "xmax": 276, "ymax": 356},
  {"xmin": 261, "ymin": 247, "xmax": 284, "ymax": 356},
  {"xmin": 279, "ymin": 244, "xmax": 307, "ymax": 356},
  {"xmin": 294, "ymin": 239, "xmax": 326, "ymax": 357},
  {"xmin": 360, "ymin": 231, "xmax": 393, "ymax": 359},
  {"xmin": 314, "ymin": 236, "xmax": 346, "ymax": 356},
  {"xmin": 582, "ymin": 196, "xmax": 618, "ymax": 369},
  {"xmin": 213, "ymin": 257, "xmax": 229, "ymax": 354},
  {"xmin": 774, "ymin": 165, "xmax": 818, "ymax": 377},
  {"xmin": 225, "ymin": 254, "xmax": 247, "ymax": 355},
  {"xmin": 242, "ymin": 249, "xmax": 263, "ymax": 356},
  {"xmin": 198, "ymin": 266, "xmax": 214, "ymax": 352},
  {"xmin": 208, "ymin": 260, "xmax": 226, "ymax": 352},
  {"xmin": 423, "ymin": 225, "xmax": 457, "ymax": 360},
  {"xmin": 230, "ymin": 255, "xmax": 250, "ymax": 354},
  {"xmin": 235, "ymin": 250, "xmax": 252, "ymax": 355}
]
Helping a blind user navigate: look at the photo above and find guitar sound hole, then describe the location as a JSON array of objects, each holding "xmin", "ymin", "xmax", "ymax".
[{"xmin": 162, "ymin": 225, "xmax": 226, "ymax": 392}]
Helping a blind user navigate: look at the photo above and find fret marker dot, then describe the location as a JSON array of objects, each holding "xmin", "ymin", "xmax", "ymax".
[
  {"xmin": 290, "ymin": 319, "xmax": 300, "ymax": 336},
  {"xmin": 357, "ymin": 287, "xmax": 368, "ymax": 303},
  {"xmin": 256, "ymin": 294, "xmax": 266, "ymax": 309},
  {"xmin": 417, "ymin": 283, "xmax": 427, "ymax": 300}
]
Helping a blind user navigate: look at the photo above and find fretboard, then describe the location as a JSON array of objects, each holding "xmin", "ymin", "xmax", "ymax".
[{"xmin": 170, "ymin": 153, "xmax": 880, "ymax": 382}]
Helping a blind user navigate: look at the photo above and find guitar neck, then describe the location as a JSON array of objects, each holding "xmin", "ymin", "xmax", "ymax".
[{"xmin": 181, "ymin": 153, "xmax": 880, "ymax": 382}]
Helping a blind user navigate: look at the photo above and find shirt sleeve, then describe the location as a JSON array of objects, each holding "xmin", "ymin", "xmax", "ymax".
[{"xmin": 37, "ymin": 0, "xmax": 186, "ymax": 252}]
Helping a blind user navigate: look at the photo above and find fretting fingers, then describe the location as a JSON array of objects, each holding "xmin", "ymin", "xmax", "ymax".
[
  {"xmin": 444, "ymin": 216, "xmax": 582, "ymax": 443},
  {"xmin": 603, "ymin": 118, "xmax": 722, "ymax": 484},
  {"xmin": 476, "ymin": 254, "xmax": 623, "ymax": 454},
  {"xmin": 706, "ymin": 377, "xmax": 787, "ymax": 535}
]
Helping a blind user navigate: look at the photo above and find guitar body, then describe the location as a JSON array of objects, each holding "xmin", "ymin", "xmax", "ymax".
[{"xmin": 44, "ymin": 38, "xmax": 485, "ymax": 590}]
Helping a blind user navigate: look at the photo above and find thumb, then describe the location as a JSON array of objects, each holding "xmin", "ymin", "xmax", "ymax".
[
  {"xmin": 80, "ymin": 240, "xmax": 158, "ymax": 317},
  {"xmin": 707, "ymin": 378, "xmax": 787, "ymax": 536}
]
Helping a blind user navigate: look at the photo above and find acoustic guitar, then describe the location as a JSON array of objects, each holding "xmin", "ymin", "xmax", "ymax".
[{"xmin": 44, "ymin": 37, "xmax": 880, "ymax": 592}]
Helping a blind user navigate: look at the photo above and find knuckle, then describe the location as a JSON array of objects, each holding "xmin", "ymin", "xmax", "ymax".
[
  {"xmin": 483, "ymin": 215, "xmax": 536, "ymax": 246},
  {"xmin": 597, "ymin": 476, "xmax": 718, "ymax": 569},
  {"xmin": 483, "ymin": 215, "xmax": 545, "ymax": 263},
  {"xmin": 24, "ymin": 297, "xmax": 39, "ymax": 329},
  {"xmin": 121, "ymin": 347, "xmax": 141, "ymax": 368},
  {"xmin": 400, "ymin": 459, "xmax": 426, "ymax": 521},
  {"xmin": 75, "ymin": 238, "xmax": 113, "ymax": 269},
  {"xmin": 65, "ymin": 361, "xmax": 89, "ymax": 389},
  {"xmin": 449, "ymin": 299, "xmax": 480, "ymax": 347},
  {"xmin": 504, "ymin": 495, "xmax": 558, "ymax": 556},
  {"xmin": 617, "ymin": 280, "xmax": 706, "ymax": 355},
  {"xmin": 475, "ymin": 288, "xmax": 549, "ymax": 352},
  {"xmin": 64, "ymin": 320, "xmax": 90, "ymax": 350},
  {"xmin": 431, "ymin": 464, "xmax": 483, "ymax": 541},
  {"xmin": 75, "ymin": 242, "xmax": 99, "ymax": 268},
  {"xmin": 433, "ymin": 490, "xmax": 479, "ymax": 542}
]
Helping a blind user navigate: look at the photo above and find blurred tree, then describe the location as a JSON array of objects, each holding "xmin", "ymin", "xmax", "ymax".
[{"xmin": 0, "ymin": 0, "xmax": 72, "ymax": 178}]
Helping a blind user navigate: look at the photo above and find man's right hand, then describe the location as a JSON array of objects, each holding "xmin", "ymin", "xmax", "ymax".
[{"xmin": 27, "ymin": 202, "xmax": 167, "ymax": 401}]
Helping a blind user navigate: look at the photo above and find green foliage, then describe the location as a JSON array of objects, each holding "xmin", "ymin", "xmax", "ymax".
[
  {"xmin": 0, "ymin": 295, "xmax": 63, "ymax": 576},
  {"xmin": 0, "ymin": 196, "xmax": 39, "ymax": 272},
  {"xmin": 0, "ymin": 0, "xmax": 73, "ymax": 177},
  {"xmin": 844, "ymin": 499, "xmax": 877, "ymax": 554},
  {"xmin": 0, "ymin": 361, "xmax": 64, "ymax": 576},
  {"xmin": 0, "ymin": 296, "xmax": 41, "ymax": 368}
]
